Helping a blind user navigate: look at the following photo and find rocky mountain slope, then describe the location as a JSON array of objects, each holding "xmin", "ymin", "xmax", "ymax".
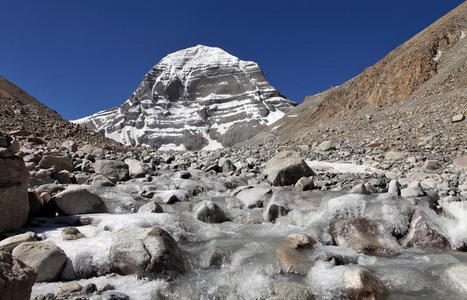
[
  {"xmin": 74, "ymin": 45, "xmax": 295, "ymax": 150},
  {"xmin": 0, "ymin": 77, "xmax": 128, "ymax": 151},
  {"xmin": 244, "ymin": 2, "xmax": 467, "ymax": 150}
]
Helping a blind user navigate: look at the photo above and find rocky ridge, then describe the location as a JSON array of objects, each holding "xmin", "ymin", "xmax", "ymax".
[
  {"xmin": 74, "ymin": 45, "xmax": 295, "ymax": 150},
  {"xmin": 244, "ymin": 2, "xmax": 467, "ymax": 151},
  {"xmin": 0, "ymin": 77, "xmax": 130, "ymax": 152}
]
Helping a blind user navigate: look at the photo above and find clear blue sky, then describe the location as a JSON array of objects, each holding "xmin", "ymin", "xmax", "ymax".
[{"xmin": 1, "ymin": 0, "xmax": 463, "ymax": 120}]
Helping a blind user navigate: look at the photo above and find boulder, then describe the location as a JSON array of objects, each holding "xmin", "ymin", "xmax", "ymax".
[
  {"xmin": 12, "ymin": 242, "xmax": 67, "ymax": 282},
  {"xmin": 401, "ymin": 181, "xmax": 425, "ymax": 198},
  {"xmin": 316, "ymin": 140, "xmax": 335, "ymax": 152},
  {"xmin": 275, "ymin": 247, "xmax": 310, "ymax": 274},
  {"xmin": 53, "ymin": 185, "xmax": 107, "ymax": 215},
  {"xmin": 38, "ymin": 155, "xmax": 73, "ymax": 173},
  {"xmin": 295, "ymin": 176, "xmax": 314, "ymax": 191},
  {"xmin": 137, "ymin": 201, "xmax": 163, "ymax": 213},
  {"xmin": 60, "ymin": 140, "xmax": 78, "ymax": 152},
  {"xmin": 78, "ymin": 145, "xmax": 104, "ymax": 157},
  {"xmin": 264, "ymin": 202, "xmax": 289, "ymax": 223},
  {"xmin": 0, "ymin": 251, "xmax": 36, "ymax": 300},
  {"xmin": 285, "ymin": 233, "xmax": 316, "ymax": 249},
  {"xmin": 342, "ymin": 266, "xmax": 387, "ymax": 300},
  {"xmin": 110, "ymin": 227, "xmax": 185, "ymax": 279},
  {"xmin": 193, "ymin": 201, "xmax": 228, "ymax": 223},
  {"xmin": 387, "ymin": 179, "xmax": 401, "ymax": 195},
  {"xmin": 124, "ymin": 158, "xmax": 147, "ymax": 178},
  {"xmin": 264, "ymin": 151, "xmax": 315, "ymax": 186},
  {"xmin": 333, "ymin": 218, "xmax": 400, "ymax": 256},
  {"xmin": 61, "ymin": 227, "xmax": 85, "ymax": 241},
  {"xmin": 0, "ymin": 232, "xmax": 38, "ymax": 253},
  {"xmin": 401, "ymin": 208, "xmax": 450, "ymax": 250},
  {"xmin": 93, "ymin": 160, "xmax": 129, "ymax": 182},
  {"xmin": 350, "ymin": 183, "xmax": 369, "ymax": 195},
  {"xmin": 89, "ymin": 175, "xmax": 115, "ymax": 187},
  {"xmin": 235, "ymin": 187, "xmax": 272, "ymax": 208},
  {"xmin": 0, "ymin": 155, "xmax": 29, "ymax": 233}
]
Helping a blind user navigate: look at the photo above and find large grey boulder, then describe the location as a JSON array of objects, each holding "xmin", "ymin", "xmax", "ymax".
[
  {"xmin": 110, "ymin": 227, "xmax": 185, "ymax": 279},
  {"xmin": 264, "ymin": 151, "xmax": 315, "ymax": 186},
  {"xmin": 12, "ymin": 242, "xmax": 67, "ymax": 282},
  {"xmin": 0, "ymin": 154, "xmax": 29, "ymax": 233},
  {"xmin": 0, "ymin": 251, "xmax": 36, "ymax": 300},
  {"xmin": 39, "ymin": 155, "xmax": 73, "ymax": 172},
  {"xmin": 124, "ymin": 158, "xmax": 148, "ymax": 178},
  {"xmin": 93, "ymin": 160, "xmax": 129, "ymax": 182},
  {"xmin": 53, "ymin": 185, "xmax": 107, "ymax": 215}
]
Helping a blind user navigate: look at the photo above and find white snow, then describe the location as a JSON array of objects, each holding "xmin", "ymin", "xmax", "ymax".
[
  {"xmin": 158, "ymin": 143, "xmax": 187, "ymax": 151},
  {"xmin": 434, "ymin": 50, "xmax": 443, "ymax": 62},
  {"xmin": 201, "ymin": 130, "xmax": 224, "ymax": 150},
  {"xmin": 306, "ymin": 160, "xmax": 384, "ymax": 175},
  {"xmin": 264, "ymin": 109, "xmax": 285, "ymax": 126},
  {"xmin": 461, "ymin": 31, "xmax": 465, "ymax": 40}
]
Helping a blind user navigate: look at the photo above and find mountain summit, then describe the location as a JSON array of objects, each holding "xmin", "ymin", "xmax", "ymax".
[{"xmin": 74, "ymin": 45, "xmax": 295, "ymax": 150}]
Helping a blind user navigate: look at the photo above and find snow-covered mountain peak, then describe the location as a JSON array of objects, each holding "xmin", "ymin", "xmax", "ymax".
[{"xmin": 74, "ymin": 46, "xmax": 295, "ymax": 150}]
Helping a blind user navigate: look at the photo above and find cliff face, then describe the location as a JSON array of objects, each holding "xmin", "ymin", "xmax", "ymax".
[{"xmin": 74, "ymin": 45, "xmax": 295, "ymax": 150}]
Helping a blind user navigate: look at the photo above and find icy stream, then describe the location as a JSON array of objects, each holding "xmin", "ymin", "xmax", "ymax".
[{"xmin": 29, "ymin": 175, "xmax": 467, "ymax": 300}]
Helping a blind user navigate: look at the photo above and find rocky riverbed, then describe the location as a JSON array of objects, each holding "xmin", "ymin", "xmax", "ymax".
[{"xmin": 1, "ymin": 132, "xmax": 467, "ymax": 300}]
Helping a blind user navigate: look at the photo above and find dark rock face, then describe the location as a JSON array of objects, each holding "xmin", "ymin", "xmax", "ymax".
[{"xmin": 74, "ymin": 45, "xmax": 295, "ymax": 150}]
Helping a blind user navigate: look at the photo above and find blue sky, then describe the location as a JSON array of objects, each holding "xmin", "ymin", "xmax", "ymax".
[{"xmin": 0, "ymin": 0, "xmax": 463, "ymax": 120}]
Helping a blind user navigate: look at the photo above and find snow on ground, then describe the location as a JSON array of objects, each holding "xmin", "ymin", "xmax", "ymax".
[
  {"xmin": 264, "ymin": 109, "xmax": 285, "ymax": 126},
  {"xmin": 306, "ymin": 160, "xmax": 384, "ymax": 175},
  {"xmin": 158, "ymin": 143, "xmax": 187, "ymax": 151},
  {"xmin": 201, "ymin": 131, "xmax": 224, "ymax": 150}
]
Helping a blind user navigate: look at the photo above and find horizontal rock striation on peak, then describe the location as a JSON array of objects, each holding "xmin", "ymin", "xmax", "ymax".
[{"xmin": 74, "ymin": 45, "xmax": 295, "ymax": 150}]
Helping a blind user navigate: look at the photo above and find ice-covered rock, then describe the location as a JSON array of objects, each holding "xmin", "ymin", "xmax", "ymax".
[{"xmin": 73, "ymin": 45, "xmax": 295, "ymax": 150}]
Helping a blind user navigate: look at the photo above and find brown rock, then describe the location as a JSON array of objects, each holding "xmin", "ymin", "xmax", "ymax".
[
  {"xmin": 0, "ymin": 155, "xmax": 30, "ymax": 233},
  {"xmin": 0, "ymin": 251, "xmax": 37, "ymax": 300},
  {"xmin": 401, "ymin": 208, "xmax": 451, "ymax": 250},
  {"xmin": 285, "ymin": 233, "xmax": 316, "ymax": 249},
  {"xmin": 333, "ymin": 218, "xmax": 400, "ymax": 256},
  {"xmin": 343, "ymin": 266, "xmax": 388, "ymax": 300},
  {"xmin": 275, "ymin": 247, "xmax": 310, "ymax": 274}
]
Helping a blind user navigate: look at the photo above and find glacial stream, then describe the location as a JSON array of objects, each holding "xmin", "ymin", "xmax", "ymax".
[{"xmin": 28, "ymin": 171, "xmax": 467, "ymax": 300}]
